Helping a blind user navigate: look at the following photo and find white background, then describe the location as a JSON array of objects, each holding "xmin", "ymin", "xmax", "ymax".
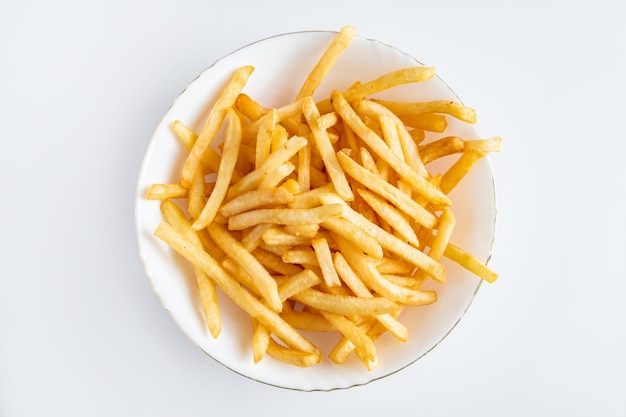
[{"xmin": 1, "ymin": 0, "xmax": 625, "ymax": 415}]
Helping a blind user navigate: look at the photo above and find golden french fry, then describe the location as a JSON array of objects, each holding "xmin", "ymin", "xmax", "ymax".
[
  {"xmin": 266, "ymin": 339, "xmax": 321, "ymax": 367},
  {"xmin": 419, "ymin": 136, "xmax": 465, "ymax": 164},
  {"xmin": 188, "ymin": 163, "xmax": 206, "ymax": 220},
  {"xmin": 291, "ymin": 287, "xmax": 399, "ymax": 316},
  {"xmin": 271, "ymin": 124, "xmax": 289, "ymax": 153},
  {"xmin": 145, "ymin": 183, "xmax": 188, "ymax": 200},
  {"xmin": 463, "ymin": 136, "xmax": 503, "ymax": 154},
  {"xmin": 295, "ymin": 25, "xmax": 356, "ymax": 100},
  {"xmin": 227, "ymin": 204, "xmax": 343, "ymax": 231},
  {"xmin": 192, "ymin": 108, "xmax": 242, "ymax": 230},
  {"xmin": 439, "ymin": 149, "xmax": 486, "ymax": 195},
  {"xmin": 312, "ymin": 237, "xmax": 341, "ymax": 287},
  {"xmin": 257, "ymin": 162, "xmax": 296, "ymax": 190},
  {"xmin": 302, "ymin": 96, "xmax": 354, "ymax": 201},
  {"xmin": 398, "ymin": 112, "xmax": 448, "ymax": 133},
  {"xmin": 280, "ymin": 311, "xmax": 336, "ymax": 332},
  {"xmin": 171, "ymin": 120, "xmax": 223, "ymax": 174},
  {"xmin": 428, "ymin": 207, "xmax": 456, "ymax": 261},
  {"xmin": 444, "ymin": 243, "xmax": 498, "ymax": 283},
  {"xmin": 344, "ymin": 66, "xmax": 436, "ymax": 102},
  {"xmin": 373, "ymin": 99, "xmax": 478, "ymax": 124},
  {"xmin": 277, "ymin": 269, "xmax": 321, "ymax": 302},
  {"xmin": 251, "ymin": 319, "xmax": 271, "ymax": 363},
  {"xmin": 240, "ymin": 223, "xmax": 274, "ymax": 252},
  {"xmin": 181, "ymin": 66, "xmax": 253, "ymax": 187},
  {"xmin": 282, "ymin": 249, "xmax": 319, "ymax": 267},
  {"xmin": 235, "ymin": 93, "xmax": 267, "ymax": 122},
  {"xmin": 219, "ymin": 187, "xmax": 294, "ymax": 218},
  {"xmin": 255, "ymin": 108, "xmax": 276, "ymax": 168},
  {"xmin": 283, "ymin": 223, "xmax": 320, "ymax": 239}
]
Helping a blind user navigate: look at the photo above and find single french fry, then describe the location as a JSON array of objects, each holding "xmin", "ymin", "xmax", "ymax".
[
  {"xmin": 188, "ymin": 164, "xmax": 206, "ymax": 220},
  {"xmin": 262, "ymin": 226, "xmax": 310, "ymax": 247},
  {"xmin": 266, "ymin": 339, "xmax": 321, "ymax": 367},
  {"xmin": 277, "ymin": 269, "xmax": 321, "ymax": 302},
  {"xmin": 291, "ymin": 287, "xmax": 399, "ymax": 316},
  {"xmin": 439, "ymin": 149, "xmax": 485, "ymax": 195},
  {"xmin": 343, "ymin": 66, "xmax": 436, "ymax": 102},
  {"xmin": 255, "ymin": 108, "xmax": 276, "ymax": 168},
  {"xmin": 297, "ymin": 140, "xmax": 311, "ymax": 192},
  {"xmin": 428, "ymin": 207, "xmax": 456, "ymax": 261},
  {"xmin": 240, "ymin": 223, "xmax": 274, "ymax": 252},
  {"xmin": 295, "ymin": 25, "xmax": 356, "ymax": 100},
  {"xmin": 444, "ymin": 243, "xmax": 498, "ymax": 283},
  {"xmin": 219, "ymin": 187, "xmax": 294, "ymax": 218},
  {"xmin": 227, "ymin": 204, "xmax": 342, "ymax": 231},
  {"xmin": 271, "ymin": 124, "xmax": 289, "ymax": 153},
  {"xmin": 419, "ymin": 136, "xmax": 465, "ymax": 164},
  {"xmin": 251, "ymin": 319, "xmax": 271, "ymax": 363},
  {"xmin": 192, "ymin": 108, "xmax": 242, "ymax": 230},
  {"xmin": 302, "ymin": 97, "xmax": 354, "ymax": 201},
  {"xmin": 311, "ymin": 237, "xmax": 341, "ymax": 287},
  {"xmin": 146, "ymin": 183, "xmax": 188, "ymax": 200},
  {"xmin": 282, "ymin": 249, "xmax": 319, "ymax": 267},
  {"xmin": 235, "ymin": 93, "xmax": 267, "ymax": 122},
  {"xmin": 463, "ymin": 136, "xmax": 503, "ymax": 154},
  {"xmin": 257, "ymin": 162, "xmax": 296, "ymax": 190},
  {"xmin": 283, "ymin": 223, "xmax": 320, "ymax": 239},
  {"xmin": 280, "ymin": 310, "xmax": 335, "ymax": 332},
  {"xmin": 373, "ymin": 99, "xmax": 478, "ymax": 124},
  {"xmin": 181, "ymin": 66, "xmax": 253, "ymax": 187},
  {"xmin": 398, "ymin": 112, "xmax": 448, "ymax": 133}
]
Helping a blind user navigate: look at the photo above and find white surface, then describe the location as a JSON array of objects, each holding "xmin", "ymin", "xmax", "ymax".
[
  {"xmin": 135, "ymin": 31, "xmax": 496, "ymax": 390},
  {"xmin": 1, "ymin": 0, "xmax": 624, "ymax": 414}
]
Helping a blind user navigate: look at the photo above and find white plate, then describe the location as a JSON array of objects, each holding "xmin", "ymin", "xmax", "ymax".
[{"xmin": 134, "ymin": 30, "xmax": 497, "ymax": 391}]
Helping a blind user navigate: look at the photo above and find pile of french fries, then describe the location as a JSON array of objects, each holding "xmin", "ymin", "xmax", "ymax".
[{"xmin": 146, "ymin": 26, "xmax": 501, "ymax": 370}]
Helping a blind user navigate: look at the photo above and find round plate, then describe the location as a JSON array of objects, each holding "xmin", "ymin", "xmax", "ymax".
[{"xmin": 134, "ymin": 30, "xmax": 497, "ymax": 391}]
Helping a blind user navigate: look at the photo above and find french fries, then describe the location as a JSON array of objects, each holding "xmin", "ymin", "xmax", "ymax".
[{"xmin": 146, "ymin": 26, "xmax": 500, "ymax": 370}]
